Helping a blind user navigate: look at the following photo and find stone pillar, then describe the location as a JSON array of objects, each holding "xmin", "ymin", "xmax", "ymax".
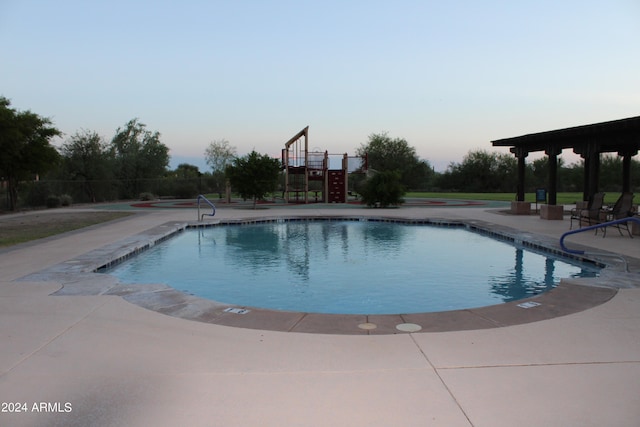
[
  {"xmin": 540, "ymin": 204, "xmax": 564, "ymax": 220},
  {"xmin": 510, "ymin": 201, "xmax": 531, "ymax": 215}
]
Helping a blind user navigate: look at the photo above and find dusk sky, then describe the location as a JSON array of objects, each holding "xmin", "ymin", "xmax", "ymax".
[{"xmin": 2, "ymin": 0, "xmax": 639, "ymax": 171}]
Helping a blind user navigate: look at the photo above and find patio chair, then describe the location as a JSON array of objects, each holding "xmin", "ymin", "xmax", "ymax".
[
  {"xmin": 570, "ymin": 192, "xmax": 605, "ymax": 229},
  {"xmin": 600, "ymin": 192, "xmax": 635, "ymax": 238}
]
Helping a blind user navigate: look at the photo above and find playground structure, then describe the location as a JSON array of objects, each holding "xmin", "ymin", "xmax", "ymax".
[{"xmin": 282, "ymin": 127, "xmax": 367, "ymax": 203}]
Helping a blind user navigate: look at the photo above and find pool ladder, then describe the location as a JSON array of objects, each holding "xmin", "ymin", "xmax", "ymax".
[
  {"xmin": 559, "ymin": 217, "xmax": 640, "ymax": 273},
  {"xmin": 197, "ymin": 194, "xmax": 216, "ymax": 221}
]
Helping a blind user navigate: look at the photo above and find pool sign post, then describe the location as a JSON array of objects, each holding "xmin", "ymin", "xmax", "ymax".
[{"xmin": 535, "ymin": 188, "xmax": 547, "ymax": 213}]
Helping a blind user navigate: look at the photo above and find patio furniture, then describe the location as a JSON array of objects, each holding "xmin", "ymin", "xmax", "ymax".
[
  {"xmin": 570, "ymin": 192, "xmax": 605, "ymax": 229},
  {"xmin": 600, "ymin": 193, "xmax": 635, "ymax": 237}
]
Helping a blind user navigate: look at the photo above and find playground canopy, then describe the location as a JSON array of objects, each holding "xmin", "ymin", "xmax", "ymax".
[{"xmin": 492, "ymin": 116, "xmax": 640, "ymax": 205}]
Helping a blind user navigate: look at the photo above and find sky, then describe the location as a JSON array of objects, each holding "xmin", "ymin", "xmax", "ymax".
[{"xmin": 1, "ymin": 0, "xmax": 639, "ymax": 172}]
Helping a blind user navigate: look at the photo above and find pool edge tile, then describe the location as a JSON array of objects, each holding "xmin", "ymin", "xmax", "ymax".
[
  {"xmin": 212, "ymin": 308, "xmax": 306, "ymax": 332},
  {"xmin": 289, "ymin": 313, "xmax": 369, "ymax": 335}
]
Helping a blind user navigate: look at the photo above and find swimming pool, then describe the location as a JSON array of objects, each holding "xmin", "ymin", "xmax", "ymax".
[{"xmin": 103, "ymin": 219, "xmax": 600, "ymax": 315}]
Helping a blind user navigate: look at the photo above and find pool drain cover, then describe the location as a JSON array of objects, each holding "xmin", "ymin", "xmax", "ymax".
[
  {"xmin": 358, "ymin": 323, "xmax": 377, "ymax": 330},
  {"xmin": 517, "ymin": 301, "xmax": 541, "ymax": 309},
  {"xmin": 223, "ymin": 307, "xmax": 250, "ymax": 314},
  {"xmin": 396, "ymin": 323, "xmax": 422, "ymax": 332}
]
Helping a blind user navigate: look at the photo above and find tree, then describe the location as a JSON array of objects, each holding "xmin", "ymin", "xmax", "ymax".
[
  {"xmin": 59, "ymin": 129, "xmax": 113, "ymax": 202},
  {"xmin": 205, "ymin": 139, "xmax": 237, "ymax": 198},
  {"xmin": 172, "ymin": 163, "xmax": 200, "ymax": 179},
  {"xmin": 225, "ymin": 150, "xmax": 281, "ymax": 209},
  {"xmin": 528, "ymin": 156, "xmax": 567, "ymax": 191},
  {"xmin": 562, "ymin": 161, "xmax": 584, "ymax": 192},
  {"xmin": 356, "ymin": 132, "xmax": 434, "ymax": 189},
  {"xmin": 0, "ymin": 97, "xmax": 61, "ymax": 210},
  {"xmin": 360, "ymin": 170, "xmax": 405, "ymax": 208},
  {"xmin": 166, "ymin": 163, "xmax": 201, "ymax": 199},
  {"xmin": 529, "ymin": 157, "xmax": 549, "ymax": 190},
  {"xmin": 599, "ymin": 154, "xmax": 625, "ymax": 192},
  {"xmin": 109, "ymin": 118, "xmax": 169, "ymax": 198},
  {"xmin": 436, "ymin": 150, "xmax": 517, "ymax": 192},
  {"xmin": 547, "ymin": 155, "xmax": 639, "ymax": 194},
  {"xmin": 205, "ymin": 139, "xmax": 236, "ymax": 173}
]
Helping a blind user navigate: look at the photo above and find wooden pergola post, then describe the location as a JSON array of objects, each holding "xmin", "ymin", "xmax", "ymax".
[
  {"xmin": 545, "ymin": 145, "xmax": 561, "ymax": 206},
  {"xmin": 586, "ymin": 144, "xmax": 600, "ymax": 202},
  {"xmin": 513, "ymin": 147, "xmax": 528, "ymax": 202},
  {"xmin": 620, "ymin": 148, "xmax": 638, "ymax": 193},
  {"xmin": 574, "ymin": 142, "xmax": 600, "ymax": 202},
  {"xmin": 538, "ymin": 145, "xmax": 564, "ymax": 219}
]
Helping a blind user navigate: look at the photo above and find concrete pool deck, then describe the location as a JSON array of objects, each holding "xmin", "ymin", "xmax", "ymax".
[{"xmin": 1, "ymin": 202, "xmax": 639, "ymax": 426}]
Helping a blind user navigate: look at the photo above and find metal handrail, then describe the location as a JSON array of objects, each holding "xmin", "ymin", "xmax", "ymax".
[
  {"xmin": 560, "ymin": 217, "xmax": 639, "ymax": 272},
  {"xmin": 197, "ymin": 194, "xmax": 216, "ymax": 221}
]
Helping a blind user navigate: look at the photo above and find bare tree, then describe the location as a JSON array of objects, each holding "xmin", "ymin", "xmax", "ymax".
[
  {"xmin": 204, "ymin": 139, "xmax": 236, "ymax": 173},
  {"xmin": 204, "ymin": 139, "xmax": 237, "ymax": 198}
]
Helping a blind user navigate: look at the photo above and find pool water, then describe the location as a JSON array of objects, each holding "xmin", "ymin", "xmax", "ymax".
[{"xmin": 104, "ymin": 220, "xmax": 599, "ymax": 315}]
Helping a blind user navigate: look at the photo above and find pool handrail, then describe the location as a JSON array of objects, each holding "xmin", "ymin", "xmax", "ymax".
[
  {"xmin": 559, "ymin": 217, "xmax": 639, "ymax": 273},
  {"xmin": 560, "ymin": 217, "xmax": 639, "ymax": 254},
  {"xmin": 197, "ymin": 194, "xmax": 216, "ymax": 221}
]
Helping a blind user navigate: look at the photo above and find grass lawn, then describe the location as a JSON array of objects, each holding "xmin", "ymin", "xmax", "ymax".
[
  {"xmin": 213, "ymin": 191, "xmax": 622, "ymax": 206},
  {"xmin": 0, "ymin": 211, "xmax": 134, "ymax": 247},
  {"xmin": 405, "ymin": 192, "xmax": 621, "ymax": 205}
]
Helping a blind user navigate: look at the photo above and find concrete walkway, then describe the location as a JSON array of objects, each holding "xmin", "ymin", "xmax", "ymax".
[{"xmin": 1, "ymin": 203, "xmax": 639, "ymax": 426}]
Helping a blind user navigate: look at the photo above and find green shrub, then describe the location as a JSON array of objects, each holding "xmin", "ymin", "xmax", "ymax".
[
  {"xmin": 22, "ymin": 181, "xmax": 52, "ymax": 208},
  {"xmin": 174, "ymin": 182, "xmax": 198, "ymax": 199},
  {"xmin": 46, "ymin": 196, "xmax": 61, "ymax": 208},
  {"xmin": 139, "ymin": 192, "xmax": 156, "ymax": 201},
  {"xmin": 360, "ymin": 170, "xmax": 405, "ymax": 208},
  {"xmin": 60, "ymin": 194, "xmax": 73, "ymax": 206}
]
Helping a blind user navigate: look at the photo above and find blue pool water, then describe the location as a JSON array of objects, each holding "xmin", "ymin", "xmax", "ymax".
[{"xmin": 104, "ymin": 220, "xmax": 599, "ymax": 315}]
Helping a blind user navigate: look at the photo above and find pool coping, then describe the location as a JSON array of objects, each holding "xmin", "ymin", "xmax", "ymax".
[{"xmin": 18, "ymin": 215, "xmax": 639, "ymax": 335}]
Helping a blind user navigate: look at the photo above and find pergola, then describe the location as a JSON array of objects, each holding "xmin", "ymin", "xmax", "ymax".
[{"xmin": 492, "ymin": 116, "xmax": 640, "ymax": 209}]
